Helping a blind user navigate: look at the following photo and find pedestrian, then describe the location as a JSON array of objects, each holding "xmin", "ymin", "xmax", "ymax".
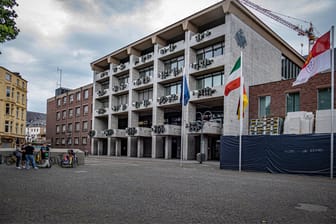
[
  {"xmin": 21, "ymin": 144, "xmax": 26, "ymax": 169},
  {"xmin": 24, "ymin": 143, "xmax": 38, "ymax": 170},
  {"xmin": 15, "ymin": 145, "xmax": 22, "ymax": 169}
]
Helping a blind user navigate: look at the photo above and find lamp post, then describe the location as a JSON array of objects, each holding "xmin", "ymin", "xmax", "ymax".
[{"xmin": 196, "ymin": 110, "xmax": 213, "ymax": 163}]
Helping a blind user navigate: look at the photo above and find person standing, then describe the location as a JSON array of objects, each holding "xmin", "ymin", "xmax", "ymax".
[
  {"xmin": 25, "ymin": 143, "xmax": 38, "ymax": 170},
  {"xmin": 15, "ymin": 145, "xmax": 22, "ymax": 169}
]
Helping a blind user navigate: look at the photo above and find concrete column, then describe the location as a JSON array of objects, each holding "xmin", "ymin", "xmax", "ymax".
[
  {"xmin": 165, "ymin": 136, "xmax": 172, "ymax": 159},
  {"xmin": 115, "ymin": 138, "xmax": 121, "ymax": 156},
  {"xmin": 137, "ymin": 137, "xmax": 144, "ymax": 157}
]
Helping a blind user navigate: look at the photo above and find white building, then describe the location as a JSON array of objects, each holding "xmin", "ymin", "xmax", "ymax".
[{"xmin": 90, "ymin": 0, "xmax": 304, "ymax": 160}]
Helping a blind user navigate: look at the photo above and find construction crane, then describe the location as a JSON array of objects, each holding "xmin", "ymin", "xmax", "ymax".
[{"xmin": 238, "ymin": 0, "xmax": 316, "ymax": 51}]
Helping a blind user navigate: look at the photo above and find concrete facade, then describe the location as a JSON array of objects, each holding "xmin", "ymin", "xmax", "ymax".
[
  {"xmin": 90, "ymin": 0, "xmax": 304, "ymax": 160},
  {"xmin": 46, "ymin": 84, "xmax": 93, "ymax": 153},
  {"xmin": 0, "ymin": 66, "xmax": 27, "ymax": 148}
]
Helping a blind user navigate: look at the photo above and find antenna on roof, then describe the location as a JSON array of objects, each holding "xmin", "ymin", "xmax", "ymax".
[{"xmin": 57, "ymin": 67, "xmax": 62, "ymax": 88}]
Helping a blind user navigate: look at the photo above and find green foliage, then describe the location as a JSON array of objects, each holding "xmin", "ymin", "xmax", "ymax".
[{"xmin": 0, "ymin": 0, "xmax": 20, "ymax": 46}]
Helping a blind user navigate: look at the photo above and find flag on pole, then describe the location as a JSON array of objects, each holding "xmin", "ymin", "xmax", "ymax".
[
  {"xmin": 225, "ymin": 56, "xmax": 241, "ymax": 96},
  {"xmin": 181, "ymin": 73, "xmax": 190, "ymax": 106},
  {"xmin": 236, "ymin": 85, "xmax": 248, "ymax": 120},
  {"xmin": 293, "ymin": 31, "xmax": 331, "ymax": 86}
]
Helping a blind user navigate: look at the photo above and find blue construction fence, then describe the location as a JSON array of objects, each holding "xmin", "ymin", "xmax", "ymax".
[{"xmin": 220, "ymin": 134, "xmax": 335, "ymax": 177}]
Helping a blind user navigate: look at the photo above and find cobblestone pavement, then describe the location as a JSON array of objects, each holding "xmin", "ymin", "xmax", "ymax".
[{"xmin": 0, "ymin": 156, "xmax": 335, "ymax": 224}]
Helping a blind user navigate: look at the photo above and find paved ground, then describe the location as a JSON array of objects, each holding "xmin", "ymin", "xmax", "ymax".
[{"xmin": 0, "ymin": 156, "xmax": 335, "ymax": 224}]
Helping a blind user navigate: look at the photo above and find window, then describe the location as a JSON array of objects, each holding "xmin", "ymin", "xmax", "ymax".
[
  {"xmin": 76, "ymin": 92, "xmax": 81, "ymax": 101},
  {"xmin": 61, "ymin": 138, "xmax": 65, "ymax": 145},
  {"xmin": 56, "ymin": 125, "xmax": 60, "ymax": 134},
  {"xmin": 21, "ymin": 109, "xmax": 24, "ymax": 120},
  {"xmin": 117, "ymin": 94, "xmax": 128, "ymax": 105},
  {"xmin": 75, "ymin": 122, "xmax": 80, "ymax": 132},
  {"xmin": 163, "ymin": 56, "xmax": 184, "ymax": 73},
  {"xmin": 56, "ymin": 138, "xmax": 60, "ymax": 145},
  {"xmin": 5, "ymin": 121, "xmax": 11, "ymax": 132},
  {"xmin": 281, "ymin": 55, "xmax": 300, "ymax": 80},
  {"xmin": 76, "ymin": 107, "xmax": 81, "ymax": 116},
  {"xmin": 138, "ymin": 66, "xmax": 154, "ymax": 79},
  {"xmin": 68, "ymin": 123, "xmax": 72, "ymax": 132},
  {"xmin": 138, "ymin": 88, "xmax": 153, "ymax": 101},
  {"xmin": 56, "ymin": 112, "xmax": 61, "ymax": 120},
  {"xmin": 5, "ymin": 73, "xmax": 11, "ymax": 81},
  {"xmin": 164, "ymin": 82, "xmax": 181, "ymax": 96},
  {"xmin": 22, "ymin": 94, "xmax": 25, "ymax": 105},
  {"xmin": 20, "ymin": 124, "xmax": 24, "ymax": 135},
  {"xmin": 82, "ymin": 137, "xmax": 87, "ymax": 145},
  {"xmin": 84, "ymin": 89, "xmax": 89, "ymax": 99},
  {"xmin": 259, "ymin": 95, "xmax": 271, "ymax": 117},
  {"xmin": 74, "ymin": 137, "xmax": 79, "ymax": 145},
  {"xmin": 63, "ymin": 96, "xmax": 67, "ymax": 105},
  {"xmin": 82, "ymin": 121, "xmax": 88, "ymax": 131},
  {"xmin": 16, "ymin": 92, "xmax": 20, "ymax": 102},
  {"xmin": 11, "ymin": 88, "xmax": 14, "ymax": 98},
  {"xmin": 5, "ymin": 103, "xmax": 10, "ymax": 115},
  {"xmin": 118, "ymin": 75, "xmax": 129, "ymax": 86},
  {"xmin": 83, "ymin": 105, "xmax": 89, "ymax": 114},
  {"xmin": 22, "ymin": 81, "xmax": 25, "ymax": 89},
  {"xmin": 16, "ymin": 107, "xmax": 19, "ymax": 119},
  {"xmin": 62, "ymin": 110, "xmax": 67, "ymax": 119},
  {"xmin": 69, "ymin": 94, "xmax": 74, "ymax": 103},
  {"xmin": 57, "ymin": 99, "xmax": 61, "ymax": 106},
  {"xmin": 69, "ymin": 109, "xmax": 73, "ymax": 118},
  {"xmin": 196, "ymin": 41, "xmax": 225, "ymax": 62},
  {"xmin": 286, "ymin": 92, "xmax": 300, "ymax": 113},
  {"xmin": 6, "ymin": 86, "xmax": 11, "ymax": 97},
  {"xmin": 318, "ymin": 88, "xmax": 331, "ymax": 110},
  {"xmin": 196, "ymin": 71, "xmax": 224, "ymax": 89},
  {"xmin": 15, "ymin": 123, "xmax": 18, "ymax": 134},
  {"xmin": 67, "ymin": 137, "xmax": 72, "ymax": 145},
  {"xmin": 62, "ymin": 124, "xmax": 66, "ymax": 133}
]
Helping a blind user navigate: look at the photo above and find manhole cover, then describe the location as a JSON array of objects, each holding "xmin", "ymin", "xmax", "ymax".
[{"xmin": 295, "ymin": 203, "xmax": 328, "ymax": 212}]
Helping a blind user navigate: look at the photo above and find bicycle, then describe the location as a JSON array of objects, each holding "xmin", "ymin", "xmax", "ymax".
[{"xmin": 5, "ymin": 154, "xmax": 17, "ymax": 166}]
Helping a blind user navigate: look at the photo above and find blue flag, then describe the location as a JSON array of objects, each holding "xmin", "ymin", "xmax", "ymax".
[{"xmin": 182, "ymin": 74, "xmax": 190, "ymax": 106}]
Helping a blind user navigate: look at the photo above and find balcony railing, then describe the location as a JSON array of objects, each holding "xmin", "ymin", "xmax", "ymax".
[
  {"xmin": 134, "ymin": 52, "xmax": 154, "ymax": 66},
  {"xmin": 111, "ymin": 104, "xmax": 128, "ymax": 112},
  {"xmin": 112, "ymin": 82, "xmax": 128, "ymax": 93},
  {"xmin": 133, "ymin": 75, "xmax": 152, "ymax": 87},
  {"xmin": 158, "ymin": 67, "xmax": 183, "ymax": 80},
  {"xmin": 158, "ymin": 40, "xmax": 185, "ymax": 58},
  {"xmin": 132, "ymin": 99, "xmax": 152, "ymax": 109},
  {"xmin": 157, "ymin": 94, "xmax": 179, "ymax": 105},
  {"xmin": 95, "ymin": 70, "xmax": 109, "ymax": 81},
  {"xmin": 112, "ymin": 62, "xmax": 130, "ymax": 74}
]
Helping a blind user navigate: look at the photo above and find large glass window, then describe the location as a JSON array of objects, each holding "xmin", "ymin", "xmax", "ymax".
[
  {"xmin": 56, "ymin": 112, "xmax": 61, "ymax": 120},
  {"xmin": 139, "ymin": 66, "xmax": 154, "ymax": 78},
  {"xmin": 318, "ymin": 88, "xmax": 331, "ymax": 110},
  {"xmin": 83, "ymin": 105, "xmax": 89, "ymax": 114},
  {"xmin": 164, "ymin": 82, "xmax": 181, "ymax": 96},
  {"xmin": 84, "ymin": 89, "xmax": 89, "ymax": 99},
  {"xmin": 163, "ymin": 56, "xmax": 184, "ymax": 72},
  {"xmin": 5, "ymin": 121, "xmax": 10, "ymax": 132},
  {"xmin": 286, "ymin": 92, "xmax": 300, "ymax": 113},
  {"xmin": 6, "ymin": 86, "xmax": 10, "ymax": 97},
  {"xmin": 196, "ymin": 71, "xmax": 224, "ymax": 89},
  {"xmin": 281, "ymin": 55, "xmax": 300, "ymax": 80},
  {"xmin": 259, "ymin": 95, "xmax": 271, "ymax": 117},
  {"xmin": 5, "ymin": 73, "xmax": 11, "ymax": 81},
  {"xmin": 196, "ymin": 41, "xmax": 225, "ymax": 62},
  {"xmin": 5, "ymin": 103, "xmax": 10, "ymax": 115},
  {"xmin": 117, "ymin": 94, "xmax": 128, "ymax": 105},
  {"xmin": 138, "ymin": 88, "xmax": 153, "ymax": 101},
  {"xmin": 68, "ymin": 123, "xmax": 72, "ymax": 132}
]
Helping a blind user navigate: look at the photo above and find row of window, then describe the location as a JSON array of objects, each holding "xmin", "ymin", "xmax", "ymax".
[
  {"xmin": 56, "ymin": 105, "xmax": 90, "ymax": 120},
  {"xmin": 4, "ymin": 121, "xmax": 25, "ymax": 134},
  {"xmin": 56, "ymin": 121, "xmax": 89, "ymax": 133},
  {"xmin": 56, "ymin": 89, "xmax": 90, "ymax": 107},
  {"xmin": 5, "ymin": 86, "xmax": 26, "ymax": 104},
  {"xmin": 55, "ymin": 137, "xmax": 88, "ymax": 145},
  {"xmin": 5, "ymin": 103, "xmax": 25, "ymax": 120},
  {"xmin": 5, "ymin": 73, "xmax": 26, "ymax": 89},
  {"xmin": 259, "ymin": 87, "xmax": 332, "ymax": 117}
]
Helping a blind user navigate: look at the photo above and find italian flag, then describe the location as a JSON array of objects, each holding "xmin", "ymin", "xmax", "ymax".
[
  {"xmin": 225, "ymin": 57, "xmax": 241, "ymax": 96},
  {"xmin": 293, "ymin": 31, "xmax": 331, "ymax": 86}
]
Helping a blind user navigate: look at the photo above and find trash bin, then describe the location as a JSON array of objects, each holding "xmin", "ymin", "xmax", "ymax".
[{"xmin": 196, "ymin": 153, "xmax": 205, "ymax": 164}]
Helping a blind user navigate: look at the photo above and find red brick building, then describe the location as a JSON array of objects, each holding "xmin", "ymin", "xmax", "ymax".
[
  {"xmin": 46, "ymin": 84, "xmax": 93, "ymax": 153},
  {"xmin": 249, "ymin": 72, "xmax": 335, "ymax": 131}
]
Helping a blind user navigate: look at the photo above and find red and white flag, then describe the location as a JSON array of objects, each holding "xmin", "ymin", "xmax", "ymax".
[
  {"xmin": 293, "ymin": 31, "xmax": 331, "ymax": 86},
  {"xmin": 225, "ymin": 56, "xmax": 241, "ymax": 96}
]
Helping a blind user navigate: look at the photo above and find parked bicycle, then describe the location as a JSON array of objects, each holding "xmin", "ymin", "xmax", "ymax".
[{"xmin": 5, "ymin": 153, "xmax": 17, "ymax": 166}]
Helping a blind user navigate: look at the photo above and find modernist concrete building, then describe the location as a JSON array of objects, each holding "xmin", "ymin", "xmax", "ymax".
[
  {"xmin": 90, "ymin": 0, "xmax": 305, "ymax": 160},
  {"xmin": 46, "ymin": 85, "xmax": 93, "ymax": 153},
  {"xmin": 0, "ymin": 66, "xmax": 27, "ymax": 148}
]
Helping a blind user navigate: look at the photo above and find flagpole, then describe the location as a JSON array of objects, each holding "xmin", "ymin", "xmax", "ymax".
[
  {"xmin": 239, "ymin": 51, "xmax": 243, "ymax": 172},
  {"xmin": 180, "ymin": 68, "xmax": 186, "ymax": 167},
  {"xmin": 331, "ymin": 26, "xmax": 334, "ymax": 179}
]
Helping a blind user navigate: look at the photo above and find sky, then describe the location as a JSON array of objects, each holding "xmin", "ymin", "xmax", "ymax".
[{"xmin": 1, "ymin": 0, "xmax": 335, "ymax": 113}]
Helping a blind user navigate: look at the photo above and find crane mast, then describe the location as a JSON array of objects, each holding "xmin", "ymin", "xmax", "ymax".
[{"xmin": 238, "ymin": 0, "xmax": 316, "ymax": 51}]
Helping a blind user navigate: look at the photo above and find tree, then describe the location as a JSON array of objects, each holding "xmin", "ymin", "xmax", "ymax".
[{"xmin": 0, "ymin": 0, "xmax": 20, "ymax": 53}]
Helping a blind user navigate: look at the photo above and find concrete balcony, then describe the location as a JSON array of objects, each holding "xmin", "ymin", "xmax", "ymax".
[
  {"xmin": 151, "ymin": 124, "xmax": 181, "ymax": 136},
  {"xmin": 111, "ymin": 104, "xmax": 128, "ymax": 114},
  {"xmin": 187, "ymin": 120, "xmax": 222, "ymax": 135},
  {"xmin": 112, "ymin": 83, "xmax": 129, "ymax": 95},
  {"xmin": 94, "ymin": 70, "xmax": 109, "ymax": 81},
  {"xmin": 190, "ymin": 54, "xmax": 225, "ymax": 74},
  {"xmin": 94, "ymin": 107, "xmax": 109, "ymax": 117},
  {"xmin": 158, "ymin": 40, "xmax": 185, "ymax": 59},
  {"xmin": 125, "ymin": 127, "xmax": 152, "ymax": 137},
  {"xmin": 132, "ymin": 76, "xmax": 153, "ymax": 90},
  {"xmin": 132, "ymin": 99, "xmax": 153, "ymax": 111},
  {"xmin": 190, "ymin": 85, "xmax": 223, "ymax": 102},
  {"xmin": 95, "ymin": 88, "xmax": 110, "ymax": 99},
  {"xmin": 133, "ymin": 52, "xmax": 154, "ymax": 67},
  {"xmin": 111, "ymin": 62, "xmax": 130, "ymax": 75},
  {"xmin": 157, "ymin": 94, "xmax": 180, "ymax": 107},
  {"xmin": 157, "ymin": 68, "xmax": 183, "ymax": 83},
  {"xmin": 190, "ymin": 24, "xmax": 226, "ymax": 47}
]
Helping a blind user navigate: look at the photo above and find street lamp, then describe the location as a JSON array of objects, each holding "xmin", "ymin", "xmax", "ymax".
[{"xmin": 196, "ymin": 110, "xmax": 213, "ymax": 164}]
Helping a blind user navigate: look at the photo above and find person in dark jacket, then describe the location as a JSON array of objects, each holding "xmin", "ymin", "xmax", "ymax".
[
  {"xmin": 15, "ymin": 145, "xmax": 22, "ymax": 169},
  {"xmin": 24, "ymin": 143, "xmax": 38, "ymax": 170}
]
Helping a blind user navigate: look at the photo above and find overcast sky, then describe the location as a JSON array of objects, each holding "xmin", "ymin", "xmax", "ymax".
[{"xmin": 1, "ymin": 0, "xmax": 335, "ymax": 113}]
